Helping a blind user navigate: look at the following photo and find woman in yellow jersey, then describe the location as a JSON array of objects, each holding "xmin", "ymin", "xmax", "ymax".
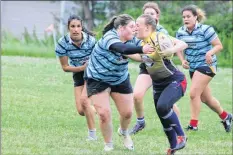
[
  {"xmin": 130, "ymin": 2, "xmax": 180, "ymax": 135},
  {"xmin": 127, "ymin": 14, "xmax": 188, "ymax": 155}
]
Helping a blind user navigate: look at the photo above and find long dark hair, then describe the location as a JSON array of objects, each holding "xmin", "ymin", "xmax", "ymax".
[
  {"xmin": 67, "ymin": 15, "xmax": 95, "ymax": 36},
  {"xmin": 102, "ymin": 14, "xmax": 134, "ymax": 35}
]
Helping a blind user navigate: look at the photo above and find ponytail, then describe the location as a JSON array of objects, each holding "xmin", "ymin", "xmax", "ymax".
[
  {"xmin": 102, "ymin": 14, "xmax": 134, "ymax": 35},
  {"xmin": 196, "ymin": 8, "xmax": 206, "ymax": 23},
  {"xmin": 82, "ymin": 26, "xmax": 96, "ymax": 37},
  {"xmin": 102, "ymin": 16, "xmax": 117, "ymax": 35}
]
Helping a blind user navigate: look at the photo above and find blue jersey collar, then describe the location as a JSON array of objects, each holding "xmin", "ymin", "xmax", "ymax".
[
  {"xmin": 183, "ymin": 22, "xmax": 201, "ymax": 32},
  {"xmin": 68, "ymin": 31, "xmax": 87, "ymax": 45}
]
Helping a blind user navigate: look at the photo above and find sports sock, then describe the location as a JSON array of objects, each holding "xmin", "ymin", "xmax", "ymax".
[
  {"xmin": 120, "ymin": 128, "xmax": 128, "ymax": 136},
  {"xmin": 105, "ymin": 141, "xmax": 113, "ymax": 148},
  {"xmin": 88, "ymin": 129, "xmax": 96, "ymax": 138},
  {"xmin": 167, "ymin": 110, "xmax": 185, "ymax": 136},
  {"xmin": 190, "ymin": 119, "xmax": 198, "ymax": 127},
  {"xmin": 137, "ymin": 117, "xmax": 145, "ymax": 125},
  {"xmin": 219, "ymin": 111, "xmax": 228, "ymax": 120},
  {"xmin": 160, "ymin": 110, "xmax": 178, "ymax": 149},
  {"xmin": 164, "ymin": 127, "xmax": 177, "ymax": 149}
]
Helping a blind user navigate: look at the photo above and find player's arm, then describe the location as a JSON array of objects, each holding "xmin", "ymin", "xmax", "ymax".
[
  {"xmin": 109, "ymin": 42, "xmax": 153, "ymax": 55},
  {"xmin": 124, "ymin": 54, "xmax": 142, "ymax": 62},
  {"xmin": 205, "ymin": 37, "xmax": 223, "ymax": 64},
  {"xmin": 159, "ymin": 36, "xmax": 188, "ymax": 57},
  {"xmin": 171, "ymin": 36, "xmax": 190, "ymax": 69},
  {"xmin": 59, "ymin": 56, "xmax": 87, "ymax": 72},
  {"xmin": 171, "ymin": 36, "xmax": 188, "ymax": 53}
]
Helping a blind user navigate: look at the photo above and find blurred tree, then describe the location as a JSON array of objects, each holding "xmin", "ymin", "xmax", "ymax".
[{"xmin": 79, "ymin": 1, "xmax": 94, "ymax": 30}]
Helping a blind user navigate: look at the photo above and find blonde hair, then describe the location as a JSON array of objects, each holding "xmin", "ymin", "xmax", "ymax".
[
  {"xmin": 138, "ymin": 14, "xmax": 157, "ymax": 31},
  {"xmin": 196, "ymin": 8, "xmax": 206, "ymax": 23},
  {"xmin": 142, "ymin": 2, "xmax": 161, "ymax": 18},
  {"xmin": 182, "ymin": 5, "xmax": 206, "ymax": 23}
]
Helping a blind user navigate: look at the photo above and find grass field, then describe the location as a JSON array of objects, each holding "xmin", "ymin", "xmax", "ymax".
[{"xmin": 2, "ymin": 56, "xmax": 232, "ymax": 155}]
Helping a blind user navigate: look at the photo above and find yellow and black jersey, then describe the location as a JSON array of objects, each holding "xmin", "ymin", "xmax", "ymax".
[{"xmin": 141, "ymin": 32, "xmax": 178, "ymax": 81}]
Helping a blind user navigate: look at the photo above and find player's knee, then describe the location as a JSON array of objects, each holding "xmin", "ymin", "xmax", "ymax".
[
  {"xmin": 133, "ymin": 92, "xmax": 144, "ymax": 104},
  {"xmin": 75, "ymin": 101, "xmax": 85, "ymax": 116},
  {"xmin": 189, "ymin": 89, "xmax": 199, "ymax": 100},
  {"xmin": 77, "ymin": 109, "xmax": 85, "ymax": 116},
  {"xmin": 80, "ymin": 96, "xmax": 89, "ymax": 108},
  {"xmin": 156, "ymin": 103, "xmax": 168, "ymax": 116},
  {"xmin": 98, "ymin": 109, "xmax": 111, "ymax": 123},
  {"xmin": 121, "ymin": 111, "xmax": 132, "ymax": 120}
]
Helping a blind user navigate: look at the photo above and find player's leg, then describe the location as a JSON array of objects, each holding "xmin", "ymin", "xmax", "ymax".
[
  {"xmin": 86, "ymin": 78, "xmax": 113, "ymax": 151},
  {"xmin": 187, "ymin": 69, "xmax": 212, "ymax": 130},
  {"xmin": 80, "ymin": 81, "xmax": 97, "ymax": 140},
  {"xmin": 130, "ymin": 73, "xmax": 152, "ymax": 134},
  {"xmin": 111, "ymin": 76, "xmax": 134, "ymax": 150},
  {"xmin": 201, "ymin": 85, "xmax": 232, "ymax": 132}
]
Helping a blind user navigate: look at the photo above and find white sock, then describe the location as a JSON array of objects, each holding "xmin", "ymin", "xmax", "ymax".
[
  {"xmin": 120, "ymin": 128, "xmax": 128, "ymax": 136},
  {"xmin": 105, "ymin": 141, "xmax": 113, "ymax": 148},
  {"xmin": 88, "ymin": 129, "xmax": 96, "ymax": 138}
]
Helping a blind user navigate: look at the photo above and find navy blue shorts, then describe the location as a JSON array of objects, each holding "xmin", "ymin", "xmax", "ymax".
[
  {"xmin": 86, "ymin": 76, "xmax": 133, "ymax": 97},
  {"xmin": 189, "ymin": 66, "xmax": 216, "ymax": 79},
  {"xmin": 153, "ymin": 77, "xmax": 187, "ymax": 103},
  {"xmin": 152, "ymin": 74, "xmax": 187, "ymax": 116},
  {"xmin": 73, "ymin": 71, "xmax": 84, "ymax": 87}
]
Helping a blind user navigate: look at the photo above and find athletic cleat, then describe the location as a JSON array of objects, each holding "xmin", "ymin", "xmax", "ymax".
[
  {"xmin": 129, "ymin": 123, "xmax": 145, "ymax": 135},
  {"xmin": 185, "ymin": 125, "xmax": 198, "ymax": 131},
  {"xmin": 86, "ymin": 136, "xmax": 97, "ymax": 141},
  {"xmin": 221, "ymin": 114, "xmax": 232, "ymax": 132},
  {"xmin": 104, "ymin": 145, "xmax": 114, "ymax": 151},
  {"xmin": 118, "ymin": 128, "xmax": 134, "ymax": 150},
  {"xmin": 174, "ymin": 136, "xmax": 187, "ymax": 151},
  {"xmin": 167, "ymin": 148, "xmax": 176, "ymax": 155}
]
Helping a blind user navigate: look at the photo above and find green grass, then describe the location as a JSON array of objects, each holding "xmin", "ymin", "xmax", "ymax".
[
  {"xmin": 2, "ymin": 42, "xmax": 55, "ymax": 58},
  {"xmin": 2, "ymin": 56, "xmax": 232, "ymax": 155}
]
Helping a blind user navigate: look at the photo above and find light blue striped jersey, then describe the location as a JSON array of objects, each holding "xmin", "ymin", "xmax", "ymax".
[
  {"xmin": 55, "ymin": 32, "xmax": 96, "ymax": 67},
  {"xmin": 156, "ymin": 24, "xmax": 169, "ymax": 35},
  {"xmin": 86, "ymin": 28, "xmax": 141, "ymax": 85},
  {"xmin": 176, "ymin": 23, "xmax": 218, "ymax": 72}
]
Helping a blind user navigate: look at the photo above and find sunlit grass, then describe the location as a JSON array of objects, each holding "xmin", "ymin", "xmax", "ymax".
[{"xmin": 2, "ymin": 56, "xmax": 232, "ymax": 155}]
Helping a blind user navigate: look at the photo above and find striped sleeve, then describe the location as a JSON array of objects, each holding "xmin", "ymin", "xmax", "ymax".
[
  {"xmin": 102, "ymin": 32, "xmax": 121, "ymax": 50},
  {"xmin": 204, "ymin": 26, "xmax": 218, "ymax": 43},
  {"xmin": 89, "ymin": 35, "xmax": 97, "ymax": 48},
  {"xmin": 55, "ymin": 37, "xmax": 67, "ymax": 57}
]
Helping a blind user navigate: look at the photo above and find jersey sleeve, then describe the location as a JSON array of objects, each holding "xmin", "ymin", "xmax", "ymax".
[
  {"xmin": 204, "ymin": 26, "xmax": 218, "ymax": 43},
  {"xmin": 102, "ymin": 31, "xmax": 121, "ymax": 50},
  {"xmin": 55, "ymin": 37, "xmax": 67, "ymax": 57},
  {"xmin": 89, "ymin": 35, "xmax": 97, "ymax": 48}
]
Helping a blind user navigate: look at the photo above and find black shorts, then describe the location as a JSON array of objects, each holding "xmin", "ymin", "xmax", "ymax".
[
  {"xmin": 139, "ymin": 63, "xmax": 149, "ymax": 75},
  {"xmin": 86, "ymin": 76, "xmax": 133, "ymax": 97},
  {"xmin": 189, "ymin": 66, "xmax": 216, "ymax": 79},
  {"xmin": 73, "ymin": 71, "xmax": 84, "ymax": 87}
]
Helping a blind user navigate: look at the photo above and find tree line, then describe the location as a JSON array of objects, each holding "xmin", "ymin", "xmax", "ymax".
[{"xmin": 75, "ymin": 1, "xmax": 232, "ymax": 67}]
